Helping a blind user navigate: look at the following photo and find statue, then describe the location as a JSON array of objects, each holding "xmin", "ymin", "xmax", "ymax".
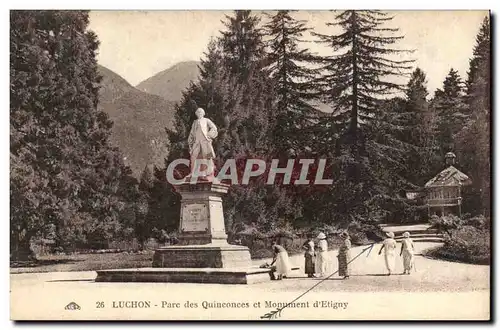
[{"xmin": 187, "ymin": 108, "xmax": 218, "ymax": 181}]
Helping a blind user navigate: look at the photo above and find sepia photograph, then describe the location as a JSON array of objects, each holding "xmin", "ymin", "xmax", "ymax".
[{"xmin": 9, "ymin": 9, "xmax": 491, "ymax": 321}]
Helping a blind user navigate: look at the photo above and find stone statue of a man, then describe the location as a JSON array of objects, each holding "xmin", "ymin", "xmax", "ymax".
[{"xmin": 187, "ymin": 108, "xmax": 218, "ymax": 179}]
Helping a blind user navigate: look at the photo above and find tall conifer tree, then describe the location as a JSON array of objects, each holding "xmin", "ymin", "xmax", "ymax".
[
  {"xmin": 310, "ymin": 10, "xmax": 414, "ymax": 227},
  {"xmin": 398, "ymin": 68, "xmax": 440, "ymax": 186},
  {"xmin": 263, "ymin": 10, "xmax": 320, "ymax": 155},
  {"xmin": 164, "ymin": 11, "xmax": 300, "ymax": 238},
  {"xmin": 456, "ymin": 16, "xmax": 491, "ymax": 216},
  {"xmin": 10, "ymin": 10, "xmax": 136, "ymax": 258},
  {"xmin": 432, "ymin": 68, "xmax": 467, "ymax": 154}
]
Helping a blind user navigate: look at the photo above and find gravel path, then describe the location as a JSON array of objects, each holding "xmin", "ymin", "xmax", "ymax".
[
  {"xmin": 12, "ymin": 242, "xmax": 489, "ymax": 293},
  {"xmin": 10, "ymin": 241, "xmax": 489, "ymax": 320},
  {"xmin": 252, "ymin": 242, "xmax": 489, "ymax": 293}
]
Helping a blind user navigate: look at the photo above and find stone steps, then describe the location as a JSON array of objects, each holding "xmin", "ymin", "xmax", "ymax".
[
  {"xmin": 405, "ymin": 237, "xmax": 444, "ymax": 243},
  {"xmin": 395, "ymin": 233, "xmax": 443, "ymax": 239},
  {"xmin": 391, "ymin": 229, "xmax": 439, "ymax": 235},
  {"xmin": 382, "ymin": 223, "xmax": 444, "ymax": 244}
]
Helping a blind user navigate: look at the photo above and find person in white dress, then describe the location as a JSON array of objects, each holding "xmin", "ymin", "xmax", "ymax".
[
  {"xmin": 270, "ymin": 243, "xmax": 291, "ymax": 280},
  {"xmin": 378, "ymin": 231, "xmax": 397, "ymax": 275},
  {"xmin": 400, "ymin": 231, "xmax": 415, "ymax": 275},
  {"xmin": 315, "ymin": 232, "xmax": 328, "ymax": 277}
]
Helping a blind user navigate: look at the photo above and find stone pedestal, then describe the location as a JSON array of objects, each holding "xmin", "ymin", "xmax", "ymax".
[
  {"xmin": 95, "ymin": 180, "xmax": 270, "ymax": 284},
  {"xmin": 152, "ymin": 181, "xmax": 253, "ymax": 269},
  {"xmin": 152, "ymin": 244, "xmax": 252, "ymax": 268},
  {"xmin": 95, "ymin": 267, "xmax": 271, "ymax": 285},
  {"xmin": 176, "ymin": 181, "xmax": 231, "ymax": 246}
]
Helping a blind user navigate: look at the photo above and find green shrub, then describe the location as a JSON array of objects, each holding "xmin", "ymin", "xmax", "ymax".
[
  {"xmin": 431, "ymin": 225, "xmax": 490, "ymax": 265},
  {"xmin": 429, "ymin": 214, "xmax": 463, "ymax": 236},
  {"xmin": 463, "ymin": 214, "xmax": 490, "ymax": 230}
]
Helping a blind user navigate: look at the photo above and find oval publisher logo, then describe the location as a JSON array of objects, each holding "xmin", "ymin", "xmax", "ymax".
[{"xmin": 65, "ymin": 302, "xmax": 81, "ymax": 310}]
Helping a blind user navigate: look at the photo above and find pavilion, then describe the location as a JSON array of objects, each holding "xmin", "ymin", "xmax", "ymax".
[{"xmin": 424, "ymin": 152, "xmax": 472, "ymax": 217}]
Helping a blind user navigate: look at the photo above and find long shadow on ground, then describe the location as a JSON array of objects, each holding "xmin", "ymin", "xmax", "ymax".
[
  {"xmin": 46, "ymin": 279, "xmax": 95, "ymax": 283},
  {"xmin": 10, "ymin": 259, "xmax": 77, "ymax": 268}
]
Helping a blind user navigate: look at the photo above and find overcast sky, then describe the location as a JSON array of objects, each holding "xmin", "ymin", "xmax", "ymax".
[{"xmin": 89, "ymin": 10, "xmax": 488, "ymax": 95}]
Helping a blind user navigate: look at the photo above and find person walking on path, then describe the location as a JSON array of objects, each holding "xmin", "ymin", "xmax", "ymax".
[
  {"xmin": 270, "ymin": 243, "xmax": 291, "ymax": 280},
  {"xmin": 400, "ymin": 231, "xmax": 415, "ymax": 275},
  {"xmin": 337, "ymin": 231, "xmax": 351, "ymax": 279},
  {"xmin": 302, "ymin": 236, "xmax": 316, "ymax": 278},
  {"xmin": 378, "ymin": 231, "xmax": 397, "ymax": 275},
  {"xmin": 315, "ymin": 232, "xmax": 328, "ymax": 278}
]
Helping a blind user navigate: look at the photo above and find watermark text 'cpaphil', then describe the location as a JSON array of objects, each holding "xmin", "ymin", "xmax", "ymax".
[{"xmin": 166, "ymin": 158, "xmax": 334, "ymax": 186}]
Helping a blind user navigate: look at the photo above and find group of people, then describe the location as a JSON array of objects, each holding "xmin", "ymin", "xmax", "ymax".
[
  {"xmin": 268, "ymin": 230, "xmax": 416, "ymax": 280},
  {"xmin": 378, "ymin": 231, "xmax": 416, "ymax": 276},
  {"xmin": 302, "ymin": 231, "xmax": 352, "ymax": 279}
]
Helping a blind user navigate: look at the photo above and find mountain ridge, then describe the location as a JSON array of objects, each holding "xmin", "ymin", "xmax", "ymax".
[
  {"xmin": 136, "ymin": 60, "xmax": 201, "ymax": 103},
  {"xmin": 97, "ymin": 64, "xmax": 175, "ymax": 175}
]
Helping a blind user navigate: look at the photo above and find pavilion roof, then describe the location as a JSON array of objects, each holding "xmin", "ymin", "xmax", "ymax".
[{"xmin": 424, "ymin": 166, "xmax": 472, "ymax": 188}]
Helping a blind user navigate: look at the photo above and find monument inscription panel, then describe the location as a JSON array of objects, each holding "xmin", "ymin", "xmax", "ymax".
[{"xmin": 182, "ymin": 203, "xmax": 209, "ymax": 232}]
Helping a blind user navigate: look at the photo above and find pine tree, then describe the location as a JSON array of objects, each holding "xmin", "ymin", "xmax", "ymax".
[
  {"xmin": 263, "ymin": 10, "xmax": 320, "ymax": 155},
  {"xmin": 432, "ymin": 68, "xmax": 467, "ymax": 154},
  {"xmin": 10, "ymin": 10, "xmax": 136, "ymax": 259},
  {"xmin": 466, "ymin": 17, "xmax": 490, "ymax": 97},
  {"xmin": 163, "ymin": 11, "xmax": 301, "ymax": 237},
  {"xmin": 309, "ymin": 10, "xmax": 414, "ymax": 228},
  {"xmin": 456, "ymin": 16, "xmax": 490, "ymax": 216},
  {"xmin": 398, "ymin": 68, "xmax": 440, "ymax": 185},
  {"xmin": 220, "ymin": 10, "xmax": 266, "ymax": 82},
  {"xmin": 168, "ymin": 11, "xmax": 276, "ymax": 160},
  {"xmin": 313, "ymin": 10, "xmax": 413, "ymax": 151},
  {"xmin": 220, "ymin": 11, "xmax": 276, "ymax": 154}
]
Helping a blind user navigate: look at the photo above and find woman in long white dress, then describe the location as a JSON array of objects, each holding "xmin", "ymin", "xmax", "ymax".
[
  {"xmin": 270, "ymin": 243, "xmax": 291, "ymax": 280},
  {"xmin": 400, "ymin": 232, "xmax": 415, "ymax": 275},
  {"xmin": 315, "ymin": 232, "xmax": 328, "ymax": 277},
  {"xmin": 378, "ymin": 231, "xmax": 397, "ymax": 275}
]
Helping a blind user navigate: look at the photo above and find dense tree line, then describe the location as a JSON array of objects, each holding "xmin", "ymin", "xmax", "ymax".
[
  {"xmin": 455, "ymin": 17, "xmax": 491, "ymax": 216},
  {"xmin": 10, "ymin": 11, "xmax": 490, "ymax": 260},
  {"xmin": 152, "ymin": 11, "xmax": 492, "ymax": 238},
  {"xmin": 10, "ymin": 11, "xmax": 142, "ymax": 259}
]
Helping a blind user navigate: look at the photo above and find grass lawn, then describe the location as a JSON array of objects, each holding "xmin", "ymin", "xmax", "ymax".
[
  {"xmin": 10, "ymin": 248, "xmax": 311, "ymax": 274},
  {"xmin": 10, "ymin": 238, "xmax": 345, "ymax": 274},
  {"xmin": 10, "ymin": 251, "xmax": 154, "ymax": 274}
]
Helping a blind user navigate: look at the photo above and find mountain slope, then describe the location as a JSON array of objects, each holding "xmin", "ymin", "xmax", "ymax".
[
  {"xmin": 98, "ymin": 65, "xmax": 134, "ymax": 103},
  {"xmin": 98, "ymin": 65, "xmax": 175, "ymax": 175},
  {"xmin": 136, "ymin": 61, "xmax": 200, "ymax": 103}
]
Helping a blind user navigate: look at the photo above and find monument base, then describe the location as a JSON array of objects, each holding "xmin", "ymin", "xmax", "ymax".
[
  {"xmin": 95, "ymin": 267, "xmax": 271, "ymax": 284},
  {"xmin": 93, "ymin": 178, "xmax": 272, "ymax": 284},
  {"xmin": 152, "ymin": 243, "xmax": 252, "ymax": 268},
  {"xmin": 94, "ymin": 244, "xmax": 270, "ymax": 285}
]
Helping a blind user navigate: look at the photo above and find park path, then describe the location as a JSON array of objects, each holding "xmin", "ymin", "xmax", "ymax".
[
  {"xmin": 10, "ymin": 240, "xmax": 489, "ymax": 320},
  {"xmin": 12, "ymin": 241, "xmax": 489, "ymax": 293},
  {"xmin": 253, "ymin": 241, "xmax": 489, "ymax": 292}
]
